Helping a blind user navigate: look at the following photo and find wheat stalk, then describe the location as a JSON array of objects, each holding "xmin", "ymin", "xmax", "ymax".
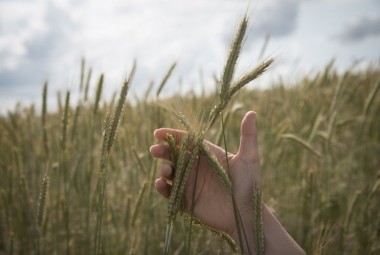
[
  {"xmin": 175, "ymin": 133, "xmax": 203, "ymax": 214},
  {"xmin": 159, "ymin": 15, "xmax": 273, "ymax": 254},
  {"xmin": 181, "ymin": 212, "xmax": 238, "ymax": 253},
  {"xmin": 281, "ymin": 134, "xmax": 321, "ymax": 158},
  {"xmin": 166, "ymin": 133, "xmax": 179, "ymax": 165},
  {"xmin": 84, "ymin": 68, "xmax": 92, "ymax": 101},
  {"xmin": 229, "ymin": 58, "xmax": 274, "ymax": 97},
  {"xmin": 41, "ymin": 81, "xmax": 47, "ymax": 127},
  {"xmin": 220, "ymin": 16, "xmax": 248, "ymax": 101},
  {"xmin": 93, "ymin": 74, "xmax": 104, "ymax": 116},
  {"xmin": 208, "ymin": 16, "xmax": 274, "ymax": 127},
  {"xmin": 157, "ymin": 62, "xmax": 177, "ymax": 98},
  {"xmin": 131, "ymin": 180, "xmax": 148, "ymax": 226},
  {"xmin": 167, "ymin": 133, "xmax": 193, "ymax": 223},
  {"xmin": 107, "ymin": 62, "xmax": 136, "ymax": 152},
  {"xmin": 80, "ymin": 57, "xmax": 85, "ymax": 91},
  {"xmin": 253, "ymin": 184, "xmax": 264, "ymax": 255},
  {"xmin": 95, "ymin": 62, "xmax": 135, "ymax": 255},
  {"xmin": 71, "ymin": 105, "xmax": 81, "ymax": 142},
  {"xmin": 41, "ymin": 82, "xmax": 49, "ymax": 159},
  {"xmin": 60, "ymin": 91, "xmax": 70, "ymax": 151},
  {"xmin": 200, "ymin": 144, "xmax": 232, "ymax": 191},
  {"xmin": 36, "ymin": 175, "xmax": 49, "ymax": 228}
]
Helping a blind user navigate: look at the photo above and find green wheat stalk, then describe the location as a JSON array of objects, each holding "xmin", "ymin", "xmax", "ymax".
[
  {"xmin": 181, "ymin": 212, "xmax": 238, "ymax": 253},
  {"xmin": 166, "ymin": 134, "xmax": 179, "ymax": 165},
  {"xmin": 165, "ymin": 133, "xmax": 193, "ymax": 254},
  {"xmin": 71, "ymin": 104, "xmax": 81, "ymax": 142},
  {"xmin": 41, "ymin": 82, "xmax": 49, "ymax": 159},
  {"xmin": 253, "ymin": 184, "xmax": 264, "ymax": 255},
  {"xmin": 36, "ymin": 175, "xmax": 49, "ymax": 228},
  {"xmin": 131, "ymin": 180, "xmax": 148, "ymax": 226},
  {"xmin": 208, "ymin": 16, "xmax": 274, "ymax": 127},
  {"xmin": 60, "ymin": 91, "xmax": 70, "ymax": 151},
  {"xmin": 160, "ymin": 15, "xmax": 272, "ymax": 254},
  {"xmin": 93, "ymin": 74, "xmax": 104, "ymax": 116},
  {"xmin": 200, "ymin": 144, "xmax": 232, "ymax": 191},
  {"xmin": 157, "ymin": 62, "xmax": 177, "ymax": 98},
  {"xmin": 95, "ymin": 62, "xmax": 135, "ymax": 255},
  {"xmin": 280, "ymin": 134, "xmax": 321, "ymax": 158},
  {"xmin": 220, "ymin": 16, "xmax": 247, "ymax": 100},
  {"xmin": 175, "ymin": 133, "xmax": 203, "ymax": 214},
  {"xmin": 80, "ymin": 58, "xmax": 85, "ymax": 91},
  {"xmin": 84, "ymin": 67, "xmax": 92, "ymax": 101},
  {"xmin": 107, "ymin": 63, "xmax": 136, "ymax": 152}
]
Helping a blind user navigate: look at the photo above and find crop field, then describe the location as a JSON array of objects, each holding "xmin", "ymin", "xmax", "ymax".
[{"xmin": 0, "ymin": 19, "xmax": 379, "ymax": 255}]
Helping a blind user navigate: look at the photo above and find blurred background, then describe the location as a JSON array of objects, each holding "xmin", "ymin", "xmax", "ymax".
[{"xmin": 0, "ymin": 0, "xmax": 379, "ymax": 113}]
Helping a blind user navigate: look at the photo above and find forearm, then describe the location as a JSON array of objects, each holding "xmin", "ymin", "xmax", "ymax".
[
  {"xmin": 261, "ymin": 204, "xmax": 305, "ymax": 255},
  {"xmin": 231, "ymin": 204, "xmax": 305, "ymax": 255}
]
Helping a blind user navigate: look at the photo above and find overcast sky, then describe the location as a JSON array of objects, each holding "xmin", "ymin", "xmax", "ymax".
[{"xmin": 0, "ymin": 0, "xmax": 379, "ymax": 114}]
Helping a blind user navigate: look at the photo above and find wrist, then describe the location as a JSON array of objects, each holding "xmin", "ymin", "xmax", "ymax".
[
  {"xmin": 229, "ymin": 203, "xmax": 305, "ymax": 255},
  {"xmin": 229, "ymin": 206, "xmax": 256, "ymax": 254}
]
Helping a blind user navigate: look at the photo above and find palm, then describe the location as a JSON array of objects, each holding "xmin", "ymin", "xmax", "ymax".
[{"xmin": 183, "ymin": 146, "xmax": 234, "ymax": 233}]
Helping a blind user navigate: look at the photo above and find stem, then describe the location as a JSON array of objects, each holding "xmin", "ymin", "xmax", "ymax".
[
  {"xmin": 187, "ymin": 156, "xmax": 201, "ymax": 254},
  {"xmin": 221, "ymin": 114, "xmax": 251, "ymax": 254}
]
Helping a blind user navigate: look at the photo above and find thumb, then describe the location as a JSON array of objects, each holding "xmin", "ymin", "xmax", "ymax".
[{"xmin": 237, "ymin": 111, "xmax": 259, "ymax": 162}]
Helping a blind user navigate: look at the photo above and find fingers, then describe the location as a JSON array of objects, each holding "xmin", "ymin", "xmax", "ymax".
[
  {"xmin": 153, "ymin": 128, "xmax": 228, "ymax": 160},
  {"xmin": 156, "ymin": 165, "xmax": 173, "ymax": 198},
  {"xmin": 153, "ymin": 128, "xmax": 187, "ymax": 142},
  {"xmin": 160, "ymin": 164, "xmax": 173, "ymax": 180},
  {"xmin": 237, "ymin": 111, "xmax": 260, "ymax": 162},
  {"xmin": 150, "ymin": 143, "xmax": 171, "ymax": 161},
  {"xmin": 155, "ymin": 178, "xmax": 171, "ymax": 198},
  {"xmin": 155, "ymin": 164, "xmax": 173, "ymax": 198}
]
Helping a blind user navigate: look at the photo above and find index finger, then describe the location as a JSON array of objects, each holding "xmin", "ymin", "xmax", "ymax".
[
  {"xmin": 153, "ymin": 128, "xmax": 231, "ymax": 160},
  {"xmin": 153, "ymin": 128, "xmax": 187, "ymax": 142}
]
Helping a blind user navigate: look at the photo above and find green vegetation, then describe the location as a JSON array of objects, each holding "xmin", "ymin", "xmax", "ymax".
[{"xmin": 0, "ymin": 21, "xmax": 379, "ymax": 255}]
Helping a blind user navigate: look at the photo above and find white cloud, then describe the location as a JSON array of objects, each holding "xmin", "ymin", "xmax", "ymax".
[
  {"xmin": 0, "ymin": 1, "xmax": 47, "ymax": 70},
  {"xmin": 0, "ymin": 35, "xmax": 27, "ymax": 70}
]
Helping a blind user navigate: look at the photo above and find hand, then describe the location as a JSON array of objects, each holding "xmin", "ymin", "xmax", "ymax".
[
  {"xmin": 150, "ymin": 111, "xmax": 305, "ymax": 255},
  {"xmin": 150, "ymin": 111, "xmax": 259, "ymax": 241}
]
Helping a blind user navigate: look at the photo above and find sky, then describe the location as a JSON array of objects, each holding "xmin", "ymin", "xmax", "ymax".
[{"xmin": 0, "ymin": 0, "xmax": 379, "ymax": 114}]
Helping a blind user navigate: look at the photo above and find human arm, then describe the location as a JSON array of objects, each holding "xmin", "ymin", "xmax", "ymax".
[{"xmin": 150, "ymin": 111, "xmax": 305, "ymax": 255}]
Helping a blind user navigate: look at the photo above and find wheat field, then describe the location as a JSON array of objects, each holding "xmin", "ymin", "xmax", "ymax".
[{"xmin": 0, "ymin": 23, "xmax": 379, "ymax": 254}]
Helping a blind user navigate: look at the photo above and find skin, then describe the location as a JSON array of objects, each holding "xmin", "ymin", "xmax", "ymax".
[{"xmin": 150, "ymin": 111, "xmax": 305, "ymax": 255}]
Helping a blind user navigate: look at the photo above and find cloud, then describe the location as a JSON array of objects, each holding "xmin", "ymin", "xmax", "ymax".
[
  {"xmin": 252, "ymin": 0, "xmax": 300, "ymax": 38},
  {"xmin": 1, "ymin": 0, "xmax": 378, "ymax": 115},
  {"xmin": 0, "ymin": 1, "xmax": 77, "ymax": 88},
  {"xmin": 337, "ymin": 16, "xmax": 380, "ymax": 42},
  {"xmin": 0, "ymin": 0, "xmax": 304, "ymax": 113},
  {"xmin": 220, "ymin": 0, "xmax": 301, "ymax": 53},
  {"xmin": 0, "ymin": 0, "xmax": 83, "ymax": 115},
  {"xmin": 0, "ymin": 1, "xmax": 46, "ymax": 71}
]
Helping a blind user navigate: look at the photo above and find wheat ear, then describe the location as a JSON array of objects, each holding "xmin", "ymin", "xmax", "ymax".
[
  {"xmin": 174, "ymin": 133, "xmax": 203, "ymax": 213},
  {"xmin": 220, "ymin": 16, "xmax": 248, "ymax": 100},
  {"xmin": 168, "ymin": 133, "xmax": 193, "ymax": 222},
  {"xmin": 156, "ymin": 62, "xmax": 177, "ymax": 97},
  {"xmin": 164, "ymin": 133, "xmax": 192, "ymax": 255},
  {"xmin": 200, "ymin": 144, "xmax": 232, "ymax": 191},
  {"xmin": 36, "ymin": 175, "xmax": 49, "ymax": 228},
  {"xmin": 181, "ymin": 213, "xmax": 238, "ymax": 253},
  {"xmin": 93, "ymin": 74, "xmax": 104, "ymax": 116},
  {"xmin": 253, "ymin": 184, "xmax": 264, "ymax": 255}
]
